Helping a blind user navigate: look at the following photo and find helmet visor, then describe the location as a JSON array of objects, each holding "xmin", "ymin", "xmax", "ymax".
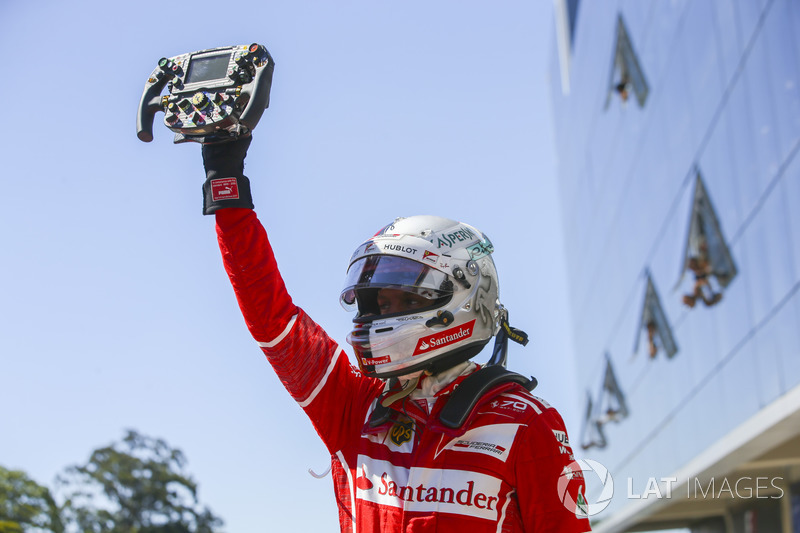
[{"xmin": 340, "ymin": 255, "xmax": 452, "ymax": 312}]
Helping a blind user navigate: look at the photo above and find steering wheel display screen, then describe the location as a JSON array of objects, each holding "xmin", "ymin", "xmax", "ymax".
[{"xmin": 186, "ymin": 53, "xmax": 230, "ymax": 84}]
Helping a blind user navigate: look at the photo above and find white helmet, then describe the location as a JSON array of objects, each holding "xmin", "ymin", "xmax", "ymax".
[{"xmin": 340, "ymin": 215, "xmax": 502, "ymax": 379}]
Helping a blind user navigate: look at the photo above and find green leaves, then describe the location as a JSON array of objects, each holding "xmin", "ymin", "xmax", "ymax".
[
  {"xmin": 0, "ymin": 466, "xmax": 63, "ymax": 533},
  {"xmin": 1, "ymin": 431, "xmax": 222, "ymax": 533}
]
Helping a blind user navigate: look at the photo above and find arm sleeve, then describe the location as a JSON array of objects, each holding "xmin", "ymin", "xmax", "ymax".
[
  {"xmin": 515, "ymin": 408, "xmax": 593, "ymax": 532},
  {"xmin": 215, "ymin": 208, "xmax": 383, "ymax": 453}
]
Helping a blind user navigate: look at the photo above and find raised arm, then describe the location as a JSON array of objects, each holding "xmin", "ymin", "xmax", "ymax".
[{"xmin": 202, "ymin": 137, "xmax": 383, "ymax": 453}]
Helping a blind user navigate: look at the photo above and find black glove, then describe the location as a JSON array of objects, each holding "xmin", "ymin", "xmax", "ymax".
[{"xmin": 201, "ymin": 135, "xmax": 254, "ymax": 215}]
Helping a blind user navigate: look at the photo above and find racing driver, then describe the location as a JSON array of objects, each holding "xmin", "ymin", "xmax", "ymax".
[{"xmin": 200, "ymin": 135, "xmax": 592, "ymax": 532}]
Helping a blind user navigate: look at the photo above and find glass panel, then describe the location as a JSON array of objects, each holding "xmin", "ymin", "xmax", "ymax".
[
  {"xmin": 711, "ymin": 0, "xmax": 744, "ymax": 86},
  {"xmin": 636, "ymin": 274, "xmax": 678, "ymax": 358},
  {"xmin": 606, "ymin": 14, "xmax": 649, "ymax": 108},
  {"xmin": 678, "ymin": 172, "xmax": 738, "ymax": 295},
  {"xmin": 762, "ymin": 0, "xmax": 800, "ymax": 163},
  {"xmin": 742, "ymin": 37, "xmax": 783, "ymax": 194},
  {"xmin": 185, "ymin": 53, "xmax": 230, "ymax": 84}
]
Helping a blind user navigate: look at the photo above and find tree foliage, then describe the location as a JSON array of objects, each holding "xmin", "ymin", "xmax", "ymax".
[
  {"xmin": 57, "ymin": 430, "xmax": 223, "ymax": 533},
  {"xmin": 0, "ymin": 466, "xmax": 64, "ymax": 533}
]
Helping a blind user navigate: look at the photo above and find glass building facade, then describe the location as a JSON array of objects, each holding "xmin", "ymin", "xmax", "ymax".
[{"xmin": 550, "ymin": 1, "xmax": 800, "ymax": 532}]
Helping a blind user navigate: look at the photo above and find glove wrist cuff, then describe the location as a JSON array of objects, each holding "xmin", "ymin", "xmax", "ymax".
[{"xmin": 202, "ymin": 174, "xmax": 254, "ymax": 215}]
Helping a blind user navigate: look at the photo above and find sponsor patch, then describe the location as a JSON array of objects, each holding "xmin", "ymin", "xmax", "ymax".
[
  {"xmin": 413, "ymin": 320, "xmax": 476, "ymax": 356},
  {"xmin": 553, "ymin": 430, "xmax": 573, "ymax": 457},
  {"xmin": 467, "ymin": 239, "xmax": 494, "ymax": 260},
  {"xmin": 433, "ymin": 227, "xmax": 478, "ymax": 249},
  {"xmin": 382, "ymin": 244, "xmax": 418, "ymax": 255},
  {"xmin": 210, "ymin": 178, "xmax": 240, "ymax": 201},
  {"xmin": 553, "ymin": 430, "xmax": 570, "ymax": 447},
  {"xmin": 561, "ymin": 465, "xmax": 584, "ymax": 480},
  {"xmin": 365, "ymin": 355, "xmax": 391, "ymax": 366},
  {"xmin": 437, "ymin": 423, "xmax": 519, "ymax": 462},
  {"xmin": 355, "ymin": 457, "xmax": 503, "ymax": 520},
  {"xmin": 389, "ymin": 420, "xmax": 414, "ymax": 446},
  {"xmin": 422, "ymin": 250, "xmax": 439, "ymax": 263},
  {"xmin": 454, "ymin": 441, "xmax": 506, "ymax": 455},
  {"xmin": 489, "ymin": 398, "xmax": 530, "ymax": 413}
]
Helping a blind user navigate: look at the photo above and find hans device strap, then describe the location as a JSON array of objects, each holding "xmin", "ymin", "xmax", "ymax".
[
  {"xmin": 438, "ymin": 366, "xmax": 536, "ymax": 429},
  {"xmin": 137, "ymin": 44, "xmax": 274, "ymax": 145}
]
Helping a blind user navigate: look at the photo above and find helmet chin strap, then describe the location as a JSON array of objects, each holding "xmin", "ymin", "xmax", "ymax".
[
  {"xmin": 487, "ymin": 308, "xmax": 529, "ymax": 367},
  {"xmin": 380, "ymin": 371, "xmax": 430, "ymax": 407}
]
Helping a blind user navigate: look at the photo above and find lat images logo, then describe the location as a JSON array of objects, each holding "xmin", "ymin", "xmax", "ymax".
[{"xmin": 558, "ymin": 459, "xmax": 614, "ymax": 518}]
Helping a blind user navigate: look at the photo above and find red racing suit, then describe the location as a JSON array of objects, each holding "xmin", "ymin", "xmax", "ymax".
[{"xmin": 216, "ymin": 208, "xmax": 592, "ymax": 533}]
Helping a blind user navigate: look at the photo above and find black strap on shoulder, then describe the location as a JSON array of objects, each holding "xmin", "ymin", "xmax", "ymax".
[
  {"xmin": 438, "ymin": 365, "xmax": 537, "ymax": 429},
  {"xmin": 368, "ymin": 401, "xmax": 393, "ymax": 428},
  {"xmin": 367, "ymin": 378, "xmax": 398, "ymax": 429}
]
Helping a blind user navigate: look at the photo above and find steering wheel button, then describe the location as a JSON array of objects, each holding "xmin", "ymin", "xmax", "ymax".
[{"xmin": 192, "ymin": 92, "xmax": 210, "ymax": 109}]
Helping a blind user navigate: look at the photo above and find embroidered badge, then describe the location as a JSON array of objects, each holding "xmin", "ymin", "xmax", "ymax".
[
  {"xmin": 210, "ymin": 178, "xmax": 240, "ymax": 201},
  {"xmin": 389, "ymin": 420, "xmax": 414, "ymax": 446}
]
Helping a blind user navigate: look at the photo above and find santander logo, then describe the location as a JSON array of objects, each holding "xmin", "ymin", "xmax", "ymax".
[
  {"xmin": 356, "ymin": 466, "xmax": 373, "ymax": 490},
  {"xmin": 355, "ymin": 458, "xmax": 503, "ymax": 520},
  {"xmin": 413, "ymin": 320, "xmax": 476, "ymax": 356}
]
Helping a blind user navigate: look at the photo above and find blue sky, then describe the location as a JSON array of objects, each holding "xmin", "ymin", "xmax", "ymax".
[{"xmin": 0, "ymin": 1, "xmax": 584, "ymax": 531}]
